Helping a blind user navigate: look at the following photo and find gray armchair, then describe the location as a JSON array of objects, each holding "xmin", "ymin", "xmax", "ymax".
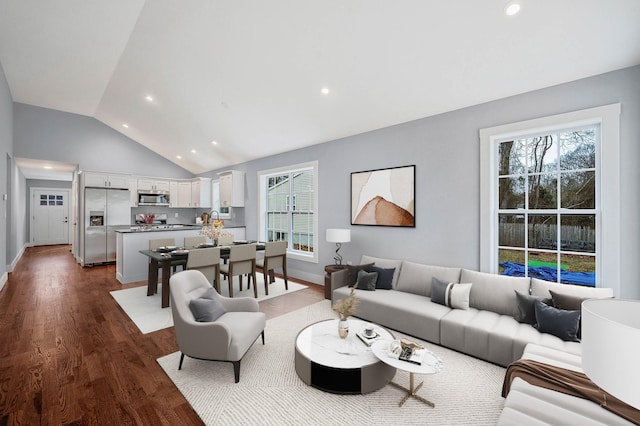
[{"xmin": 169, "ymin": 270, "xmax": 266, "ymax": 383}]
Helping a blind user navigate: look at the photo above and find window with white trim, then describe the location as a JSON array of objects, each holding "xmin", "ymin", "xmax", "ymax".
[
  {"xmin": 258, "ymin": 161, "xmax": 318, "ymax": 263},
  {"xmin": 480, "ymin": 104, "xmax": 620, "ymax": 292}
]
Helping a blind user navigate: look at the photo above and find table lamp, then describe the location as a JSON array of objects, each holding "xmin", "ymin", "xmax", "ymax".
[
  {"xmin": 582, "ymin": 298, "xmax": 640, "ymax": 410},
  {"xmin": 326, "ymin": 229, "xmax": 350, "ymax": 265}
]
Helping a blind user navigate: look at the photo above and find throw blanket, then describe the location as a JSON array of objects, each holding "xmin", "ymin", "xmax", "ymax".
[{"xmin": 503, "ymin": 359, "xmax": 640, "ymax": 425}]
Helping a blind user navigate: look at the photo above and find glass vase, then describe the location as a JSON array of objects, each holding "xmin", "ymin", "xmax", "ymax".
[{"xmin": 338, "ymin": 318, "xmax": 349, "ymax": 339}]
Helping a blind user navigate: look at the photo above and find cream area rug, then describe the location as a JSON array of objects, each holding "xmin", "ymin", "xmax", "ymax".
[
  {"xmin": 110, "ymin": 276, "xmax": 307, "ymax": 334},
  {"xmin": 157, "ymin": 300, "xmax": 506, "ymax": 425}
]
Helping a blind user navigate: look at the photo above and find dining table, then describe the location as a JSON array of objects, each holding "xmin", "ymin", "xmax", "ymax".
[{"xmin": 139, "ymin": 241, "xmax": 265, "ymax": 308}]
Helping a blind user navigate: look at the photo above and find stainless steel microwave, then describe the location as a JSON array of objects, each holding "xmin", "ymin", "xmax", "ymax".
[{"xmin": 138, "ymin": 191, "xmax": 170, "ymax": 206}]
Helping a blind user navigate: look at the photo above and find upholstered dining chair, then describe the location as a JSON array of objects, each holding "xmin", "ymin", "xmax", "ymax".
[
  {"xmin": 255, "ymin": 241, "xmax": 288, "ymax": 295},
  {"xmin": 217, "ymin": 233, "xmax": 234, "ymax": 246},
  {"xmin": 220, "ymin": 244, "xmax": 257, "ymax": 298},
  {"xmin": 148, "ymin": 238, "xmax": 186, "ymax": 289},
  {"xmin": 184, "ymin": 235, "xmax": 207, "ymax": 248},
  {"xmin": 186, "ymin": 247, "xmax": 221, "ymax": 292},
  {"xmin": 169, "ymin": 270, "xmax": 266, "ymax": 383}
]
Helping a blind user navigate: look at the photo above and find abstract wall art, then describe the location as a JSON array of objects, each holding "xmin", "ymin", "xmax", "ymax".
[{"xmin": 351, "ymin": 165, "xmax": 415, "ymax": 227}]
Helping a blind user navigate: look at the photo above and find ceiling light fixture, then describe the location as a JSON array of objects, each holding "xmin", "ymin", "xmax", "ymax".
[
  {"xmin": 43, "ymin": 166, "xmax": 52, "ymax": 169},
  {"xmin": 176, "ymin": 155, "xmax": 182, "ymax": 159},
  {"xmin": 211, "ymin": 141, "xmax": 218, "ymax": 146},
  {"xmin": 122, "ymin": 123, "xmax": 129, "ymax": 128},
  {"xmin": 145, "ymin": 95, "xmax": 154, "ymax": 102},
  {"xmin": 191, "ymin": 149, "xmax": 196, "ymax": 154},
  {"xmin": 321, "ymin": 87, "xmax": 330, "ymax": 95},
  {"xmin": 504, "ymin": 1, "xmax": 521, "ymax": 16}
]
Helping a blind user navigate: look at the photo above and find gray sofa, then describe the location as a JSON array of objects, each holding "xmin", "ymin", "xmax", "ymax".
[{"xmin": 331, "ymin": 255, "xmax": 613, "ymax": 367}]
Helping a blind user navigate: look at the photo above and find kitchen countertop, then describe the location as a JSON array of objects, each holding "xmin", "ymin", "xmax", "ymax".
[{"xmin": 116, "ymin": 224, "xmax": 245, "ymax": 233}]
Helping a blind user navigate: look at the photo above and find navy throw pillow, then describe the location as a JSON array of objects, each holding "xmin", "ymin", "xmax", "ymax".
[{"xmin": 370, "ymin": 266, "xmax": 394, "ymax": 289}]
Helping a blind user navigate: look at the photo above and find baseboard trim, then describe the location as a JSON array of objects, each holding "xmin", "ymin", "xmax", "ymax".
[
  {"xmin": 0, "ymin": 271, "xmax": 7, "ymax": 292},
  {"xmin": 7, "ymin": 243, "xmax": 27, "ymax": 273}
]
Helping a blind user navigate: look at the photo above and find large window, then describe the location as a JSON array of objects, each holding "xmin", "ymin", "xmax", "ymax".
[
  {"xmin": 258, "ymin": 161, "xmax": 318, "ymax": 263},
  {"xmin": 480, "ymin": 104, "xmax": 620, "ymax": 293},
  {"xmin": 497, "ymin": 126, "xmax": 597, "ymax": 286}
]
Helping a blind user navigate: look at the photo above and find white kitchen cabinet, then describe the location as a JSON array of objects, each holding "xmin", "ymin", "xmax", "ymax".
[
  {"xmin": 169, "ymin": 180, "xmax": 179, "ymax": 207},
  {"xmin": 83, "ymin": 171, "xmax": 130, "ymax": 189},
  {"xmin": 191, "ymin": 178, "xmax": 212, "ymax": 208},
  {"xmin": 138, "ymin": 178, "xmax": 170, "ymax": 192},
  {"xmin": 177, "ymin": 181, "xmax": 192, "ymax": 207},
  {"xmin": 129, "ymin": 177, "xmax": 138, "ymax": 207},
  {"xmin": 218, "ymin": 170, "xmax": 245, "ymax": 207}
]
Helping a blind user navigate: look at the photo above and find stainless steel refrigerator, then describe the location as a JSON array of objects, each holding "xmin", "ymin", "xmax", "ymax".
[{"xmin": 84, "ymin": 188, "xmax": 130, "ymax": 265}]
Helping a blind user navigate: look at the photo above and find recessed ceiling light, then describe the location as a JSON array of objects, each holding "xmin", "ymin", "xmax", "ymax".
[
  {"xmin": 176, "ymin": 155, "xmax": 182, "ymax": 159},
  {"xmin": 191, "ymin": 149, "xmax": 196, "ymax": 154},
  {"xmin": 43, "ymin": 166, "xmax": 52, "ymax": 170},
  {"xmin": 122, "ymin": 123, "xmax": 129, "ymax": 128},
  {"xmin": 145, "ymin": 95, "xmax": 154, "ymax": 102},
  {"xmin": 504, "ymin": 1, "xmax": 521, "ymax": 16},
  {"xmin": 321, "ymin": 87, "xmax": 330, "ymax": 95},
  {"xmin": 211, "ymin": 140, "xmax": 218, "ymax": 146}
]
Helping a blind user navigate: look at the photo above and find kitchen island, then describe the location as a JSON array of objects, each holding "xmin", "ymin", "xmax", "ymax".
[{"xmin": 115, "ymin": 225, "xmax": 246, "ymax": 284}]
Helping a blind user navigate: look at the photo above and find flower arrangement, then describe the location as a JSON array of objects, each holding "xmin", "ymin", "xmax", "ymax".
[
  {"xmin": 332, "ymin": 283, "xmax": 359, "ymax": 320},
  {"xmin": 200, "ymin": 219, "xmax": 232, "ymax": 242}
]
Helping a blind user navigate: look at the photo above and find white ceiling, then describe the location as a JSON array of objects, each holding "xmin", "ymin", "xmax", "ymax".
[{"xmin": 1, "ymin": 1, "xmax": 639, "ymax": 176}]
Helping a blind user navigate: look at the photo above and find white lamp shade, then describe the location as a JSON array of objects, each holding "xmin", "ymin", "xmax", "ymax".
[
  {"xmin": 326, "ymin": 228, "xmax": 351, "ymax": 243},
  {"xmin": 582, "ymin": 298, "xmax": 640, "ymax": 410}
]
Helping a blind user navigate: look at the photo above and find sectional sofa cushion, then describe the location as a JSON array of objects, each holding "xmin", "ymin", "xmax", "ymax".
[
  {"xmin": 370, "ymin": 265, "xmax": 394, "ymax": 289},
  {"xmin": 395, "ymin": 260, "xmax": 461, "ymax": 296},
  {"xmin": 361, "ymin": 255, "xmax": 403, "ymax": 288},
  {"xmin": 530, "ymin": 278, "xmax": 614, "ymax": 299},
  {"xmin": 460, "ymin": 269, "xmax": 530, "ymax": 317}
]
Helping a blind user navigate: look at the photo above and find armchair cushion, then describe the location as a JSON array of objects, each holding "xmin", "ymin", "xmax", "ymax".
[{"xmin": 189, "ymin": 291, "xmax": 226, "ymax": 322}]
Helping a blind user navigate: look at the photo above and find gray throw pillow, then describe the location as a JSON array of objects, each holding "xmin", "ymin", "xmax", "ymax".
[
  {"xmin": 356, "ymin": 270, "xmax": 378, "ymax": 291},
  {"xmin": 534, "ymin": 300, "xmax": 580, "ymax": 342},
  {"xmin": 431, "ymin": 277, "xmax": 449, "ymax": 305},
  {"xmin": 370, "ymin": 266, "xmax": 394, "ymax": 290},
  {"xmin": 189, "ymin": 290, "xmax": 226, "ymax": 322},
  {"xmin": 514, "ymin": 291, "xmax": 551, "ymax": 325},
  {"xmin": 347, "ymin": 263, "xmax": 374, "ymax": 287}
]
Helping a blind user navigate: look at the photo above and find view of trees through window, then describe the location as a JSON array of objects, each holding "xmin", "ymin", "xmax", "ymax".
[
  {"xmin": 497, "ymin": 126, "xmax": 597, "ymax": 286},
  {"xmin": 266, "ymin": 169, "xmax": 314, "ymax": 254}
]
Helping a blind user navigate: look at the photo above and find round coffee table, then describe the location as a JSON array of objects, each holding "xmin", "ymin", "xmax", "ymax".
[
  {"xmin": 371, "ymin": 339, "xmax": 443, "ymax": 407},
  {"xmin": 294, "ymin": 318, "xmax": 396, "ymax": 394}
]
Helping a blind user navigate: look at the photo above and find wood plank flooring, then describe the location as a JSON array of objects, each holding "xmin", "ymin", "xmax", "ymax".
[{"xmin": 0, "ymin": 245, "xmax": 325, "ymax": 425}]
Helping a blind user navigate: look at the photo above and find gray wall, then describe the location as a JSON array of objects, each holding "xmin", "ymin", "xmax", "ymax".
[
  {"xmin": 13, "ymin": 103, "xmax": 194, "ymax": 179},
  {"xmin": 204, "ymin": 65, "xmax": 640, "ymax": 299},
  {"xmin": 0, "ymin": 62, "xmax": 11, "ymax": 283}
]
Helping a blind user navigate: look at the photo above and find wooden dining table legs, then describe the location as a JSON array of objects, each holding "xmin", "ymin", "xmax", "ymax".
[{"xmin": 147, "ymin": 256, "xmax": 173, "ymax": 308}]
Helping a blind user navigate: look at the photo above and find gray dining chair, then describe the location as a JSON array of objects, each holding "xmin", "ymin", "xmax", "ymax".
[
  {"xmin": 169, "ymin": 270, "xmax": 266, "ymax": 383},
  {"xmin": 186, "ymin": 247, "xmax": 221, "ymax": 292},
  {"xmin": 255, "ymin": 241, "xmax": 288, "ymax": 295},
  {"xmin": 220, "ymin": 244, "xmax": 257, "ymax": 297}
]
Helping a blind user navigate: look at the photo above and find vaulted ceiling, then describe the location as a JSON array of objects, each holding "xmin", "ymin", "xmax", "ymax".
[{"xmin": 1, "ymin": 1, "xmax": 639, "ymax": 175}]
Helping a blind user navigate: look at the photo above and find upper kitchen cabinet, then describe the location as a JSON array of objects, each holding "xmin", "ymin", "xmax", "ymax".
[
  {"xmin": 175, "ymin": 178, "xmax": 212, "ymax": 207},
  {"xmin": 219, "ymin": 170, "xmax": 245, "ymax": 207},
  {"xmin": 83, "ymin": 171, "xmax": 130, "ymax": 189},
  {"xmin": 138, "ymin": 178, "xmax": 170, "ymax": 192},
  {"xmin": 191, "ymin": 177, "xmax": 212, "ymax": 208},
  {"xmin": 169, "ymin": 181, "xmax": 179, "ymax": 208}
]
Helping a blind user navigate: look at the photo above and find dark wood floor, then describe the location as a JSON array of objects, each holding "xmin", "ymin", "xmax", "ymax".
[{"xmin": 0, "ymin": 245, "xmax": 325, "ymax": 425}]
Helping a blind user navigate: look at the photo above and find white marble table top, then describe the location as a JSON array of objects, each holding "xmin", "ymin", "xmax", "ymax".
[
  {"xmin": 295, "ymin": 319, "xmax": 394, "ymax": 369},
  {"xmin": 371, "ymin": 340, "xmax": 444, "ymax": 375}
]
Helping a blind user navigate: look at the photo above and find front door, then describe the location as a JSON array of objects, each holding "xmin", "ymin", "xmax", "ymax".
[{"xmin": 31, "ymin": 188, "xmax": 70, "ymax": 246}]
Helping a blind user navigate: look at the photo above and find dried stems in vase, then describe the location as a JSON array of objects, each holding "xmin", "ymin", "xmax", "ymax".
[{"xmin": 333, "ymin": 283, "xmax": 359, "ymax": 320}]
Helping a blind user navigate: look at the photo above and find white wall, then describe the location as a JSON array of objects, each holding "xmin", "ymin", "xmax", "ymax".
[{"xmin": 0, "ymin": 61, "xmax": 13, "ymax": 288}]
